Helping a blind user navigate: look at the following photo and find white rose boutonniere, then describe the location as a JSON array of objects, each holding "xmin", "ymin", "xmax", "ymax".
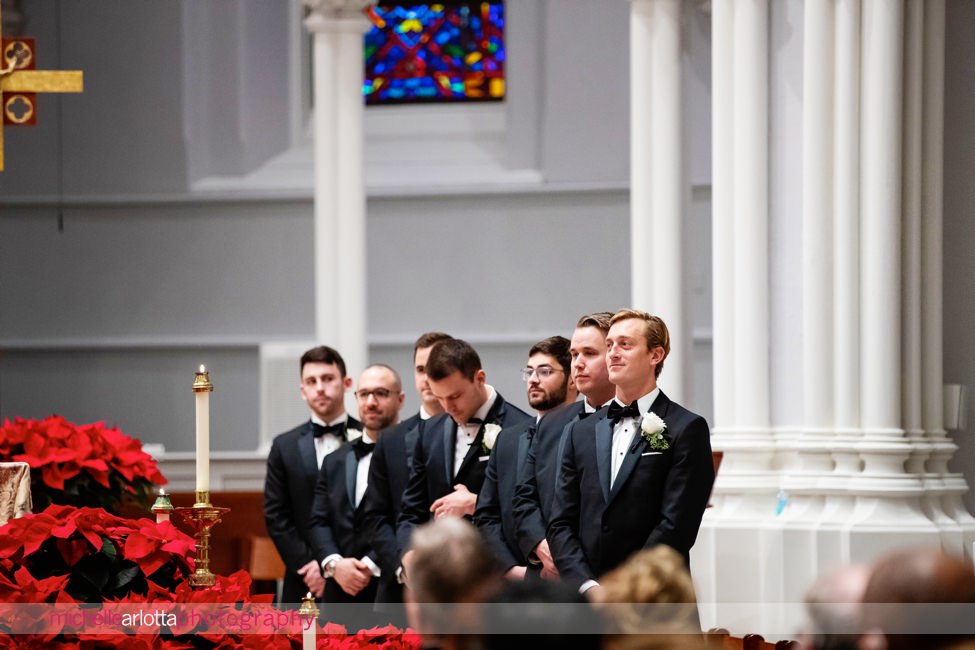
[
  {"xmin": 346, "ymin": 427, "xmax": 363, "ymax": 442},
  {"xmin": 481, "ymin": 423, "xmax": 502, "ymax": 454},
  {"xmin": 640, "ymin": 412, "xmax": 669, "ymax": 451}
]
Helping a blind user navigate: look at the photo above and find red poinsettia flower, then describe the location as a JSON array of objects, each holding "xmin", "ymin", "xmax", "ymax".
[
  {"xmin": 0, "ymin": 566, "xmax": 70, "ymax": 603},
  {"xmin": 123, "ymin": 520, "xmax": 196, "ymax": 577},
  {"xmin": 0, "ymin": 507, "xmax": 65, "ymax": 559},
  {"xmin": 50, "ymin": 506, "xmax": 131, "ymax": 549}
]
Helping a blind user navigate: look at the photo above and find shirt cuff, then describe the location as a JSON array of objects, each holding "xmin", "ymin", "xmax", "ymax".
[
  {"xmin": 579, "ymin": 579, "xmax": 599, "ymax": 595},
  {"xmin": 360, "ymin": 556, "xmax": 382, "ymax": 578},
  {"xmin": 321, "ymin": 554, "xmax": 343, "ymax": 575}
]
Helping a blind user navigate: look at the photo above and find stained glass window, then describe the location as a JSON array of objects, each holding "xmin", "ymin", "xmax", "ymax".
[{"xmin": 364, "ymin": 2, "xmax": 505, "ymax": 105}]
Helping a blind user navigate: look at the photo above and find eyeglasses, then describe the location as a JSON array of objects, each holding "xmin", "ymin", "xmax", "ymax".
[
  {"xmin": 355, "ymin": 388, "xmax": 397, "ymax": 400},
  {"xmin": 520, "ymin": 365, "xmax": 564, "ymax": 382}
]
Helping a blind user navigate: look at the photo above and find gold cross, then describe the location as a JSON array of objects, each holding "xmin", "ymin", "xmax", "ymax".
[{"xmin": 0, "ymin": 3, "xmax": 83, "ymax": 171}]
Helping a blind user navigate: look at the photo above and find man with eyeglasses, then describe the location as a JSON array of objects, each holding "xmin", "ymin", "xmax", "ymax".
[
  {"xmin": 308, "ymin": 363, "xmax": 404, "ymax": 630},
  {"xmin": 474, "ymin": 335, "xmax": 578, "ymax": 579},
  {"xmin": 512, "ymin": 312, "xmax": 617, "ymax": 581}
]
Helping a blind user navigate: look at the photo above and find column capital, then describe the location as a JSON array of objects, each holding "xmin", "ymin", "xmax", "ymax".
[{"xmin": 303, "ymin": 0, "xmax": 373, "ymax": 32}]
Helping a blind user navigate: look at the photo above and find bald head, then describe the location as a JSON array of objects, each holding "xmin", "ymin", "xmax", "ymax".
[{"xmin": 355, "ymin": 364, "xmax": 404, "ymax": 436}]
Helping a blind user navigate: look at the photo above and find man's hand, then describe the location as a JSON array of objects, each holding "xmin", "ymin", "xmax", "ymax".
[
  {"xmin": 534, "ymin": 539, "xmax": 560, "ymax": 580},
  {"xmin": 505, "ymin": 565, "xmax": 527, "ymax": 581},
  {"xmin": 400, "ymin": 550, "xmax": 415, "ymax": 589},
  {"xmin": 584, "ymin": 585, "xmax": 605, "ymax": 603},
  {"xmin": 430, "ymin": 484, "xmax": 477, "ymax": 519},
  {"xmin": 333, "ymin": 558, "xmax": 373, "ymax": 596},
  {"xmin": 297, "ymin": 560, "xmax": 325, "ymax": 598}
]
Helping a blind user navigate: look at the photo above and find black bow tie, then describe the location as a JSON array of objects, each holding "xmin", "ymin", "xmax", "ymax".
[
  {"xmin": 312, "ymin": 422, "xmax": 344, "ymax": 438},
  {"xmin": 607, "ymin": 400, "xmax": 641, "ymax": 424},
  {"xmin": 351, "ymin": 437, "xmax": 375, "ymax": 460}
]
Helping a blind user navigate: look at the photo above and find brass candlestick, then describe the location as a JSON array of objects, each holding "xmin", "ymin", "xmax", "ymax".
[{"xmin": 175, "ymin": 496, "xmax": 230, "ymax": 588}]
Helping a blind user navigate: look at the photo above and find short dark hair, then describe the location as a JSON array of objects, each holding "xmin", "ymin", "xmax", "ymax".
[
  {"xmin": 425, "ymin": 338, "xmax": 482, "ymax": 382},
  {"xmin": 576, "ymin": 311, "xmax": 614, "ymax": 334},
  {"xmin": 413, "ymin": 332, "xmax": 454, "ymax": 359},
  {"xmin": 529, "ymin": 336, "xmax": 572, "ymax": 375},
  {"xmin": 300, "ymin": 345, "xmax": 347, "ymax": 378}
]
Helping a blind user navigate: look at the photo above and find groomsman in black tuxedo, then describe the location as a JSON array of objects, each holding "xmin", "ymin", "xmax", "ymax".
[
  {"xmin": 308, "ymin": 364, "xmax": 404, "ymax": 630},
  {"xmin": 512, "ymin": 312, "xmax": 617, "ymax": 580},
  {"xmin": 264, "ymin": 345, "xmax": 362, "ymax": 607},
  {"xmin": 474, "ymin": 335, "xmax": 578, "ymax": 579},
  {"xmin": 360, "ymin": 331, "xmax": 453, "ymax": 618},
  {"xmin": 548, "ymin": 309, "xmax": 714, "ymax": 601},
  {"xmin": 397, "ymin": 338, "xmax": 531, "ymax": 579}
]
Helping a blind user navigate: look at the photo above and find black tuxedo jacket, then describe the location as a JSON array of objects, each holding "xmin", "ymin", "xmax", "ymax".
[
  {"xmin": 547, "ymin": 391, "xmax": 714, "ymax": 586},
  {"xmin": 511, "ymin": 401, "xmax": 587, "ymax": 560},
  {"xmin": 359, "ymin": 412, "xmax": 422, "ymax": 604},
  {"xmin": 473, "ymin": 418, "xmax": 535, "ymax": 571},
  {"xmin": 263, "ymin": 416, "xmax": 362, "ymax": 606},
  {"xmin": 308, "ymin": 442, "xmax": 380, "ymax": 606},
  {"xmin": 396, "ymin": 393, "xmax": 531, "ymax": 555}
]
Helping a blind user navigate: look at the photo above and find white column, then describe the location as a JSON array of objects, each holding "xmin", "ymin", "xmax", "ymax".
[
  {"xmin": 858, "ymin": 0, "xmax": 903, "ymax": 440},
  {"xmin": 920, "ymin": 0, "xmax": 975, "ymax": 559},
  {"xmin": 304, "ymin": 0, "xmax": 371, "ymax": 380},
  {"xmin": 732, "ymin": 0, "xmax": 769, "ymax": 433},
  {"xmin": 833, "ymin": 0, "xmax": 861, "ymax": 442},
  {"xmin": 711, "ymin": 0, "xmax": 736, "ymax": 431},
  {"xmin": 630, "ymin": 0, "xmax": 686, "ymax": 401},
  {"xmin": 901, "ymin": 0, "xmax": 923, "ymax": 445},
  {"xmin": 819, "ymin": 0, "xmax": 863, "ymax": 570}
]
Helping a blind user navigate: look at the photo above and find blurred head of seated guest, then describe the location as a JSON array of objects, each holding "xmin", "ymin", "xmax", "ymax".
[
  {"xmin": 405, "ymin": 518, "xmax": 501, "ymax": 650},
  {"xmin": 595, "ymin": 545, "xmax": 706, "ymax": 650},
  {"xmin": 859, "ymin": 547, "xmax": 975, "ymax": 650},
  {"xmin": 798, "ymin": 563, "xmax": 870, "ymax": 650},
  {"xmin": 478, "ymin": 579, "xmax": 603, "ymax": 650}
]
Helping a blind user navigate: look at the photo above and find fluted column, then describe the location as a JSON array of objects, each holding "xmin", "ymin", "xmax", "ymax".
[
  {"xmin": 711, "ymin": 0, "xmax": 735, "ymax": 435},
  {"xmin": 304, "ymin": 0, "xmax": 371, "ymax": 379},
  {"xmin": 630, "ymin": 0, "xmax": 687, "ymax": 402}
]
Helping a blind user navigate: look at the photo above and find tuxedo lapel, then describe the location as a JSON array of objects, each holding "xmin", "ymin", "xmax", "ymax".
[
  {"xmin": 455, "ymin": 425, "xmax": 485, "ymax": 481},
  {"xmin": 516, "ymin": 423, "xmax": 534, "ymax": 480},
  {"xmin": 442, "ymin": 416, "xmax": 455, "ymax": 485},
  {"xmin": 299, "ymin": 424, "xmax": 319, "ymax": 477},
  {"xmin": 608, "ymin": 391, "xmax": 672, "ymax": 502},
  {"xmin": 610, "ymin": 432, "xmax": 646, "ymax": 502},
  {"xmin": 594, "ymin": 416, "xmax": 613, "ymax": 503},
  {"xmin": 344, "ymin": 448, "xmax": 358, "ymax": 510},
  {"xmin": 404, "ymin": 421, "xmax": 420, "ymax": 466}
]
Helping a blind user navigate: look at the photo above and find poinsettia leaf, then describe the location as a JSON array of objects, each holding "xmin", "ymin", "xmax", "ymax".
[
  {"xmin": 100, "ymin": 536, "xmax": 117, "ymax": 561},
  {"xmin": 110, "ymin": 564, "xmax": 141, "ymax": 590}
]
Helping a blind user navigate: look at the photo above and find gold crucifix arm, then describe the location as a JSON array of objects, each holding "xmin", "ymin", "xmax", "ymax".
[{"xmin": 0, "ymin": 70, "xmax": 83, "ymax": 93}]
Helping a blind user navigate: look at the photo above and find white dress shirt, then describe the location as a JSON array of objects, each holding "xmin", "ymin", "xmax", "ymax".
[
  {"xmin": 311, "ymin": 412, "xmax": 349, "ymax": 469},
  {"xmin": 454, "ymin": 386, "xmax": 497, "ymax": 477},
  {"xmin": 610, "ymin": 388, "xmax": 660, "ymax": 487}
]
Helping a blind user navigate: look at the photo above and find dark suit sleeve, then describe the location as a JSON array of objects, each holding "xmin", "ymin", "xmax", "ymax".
[
  {"xmin": 264, "ymin": 438, "xmax": 314, "ymax": 571},
  {"xmin": 473, "ymin": 443, "xmax": 520, "ymax": 572},
  {"xmin": 308, "ymin": 455, "xmax": 341, "ymax": 561},
  {"xmin": 546, "ymin": 423, "xmax": 595, "ymax": 585},
  {"xmin": 512, "ymin": 435, "xmax": 547, "ymax": 560},
  {"xmin": 396, "ymin": 425, "xmax": 431, "ymax": 555},
  {"xmin": 361, "ymin": 434, "xmax": 401, "ymax": 576},
  {"xmin": 643, "ymin": 416, "xmax": 715, "ymax": 556}
]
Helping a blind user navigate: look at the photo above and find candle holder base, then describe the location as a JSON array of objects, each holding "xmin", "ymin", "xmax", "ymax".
[{"xmin": 175, "ymin": 502, "xmax": 229, "ymax": 589}]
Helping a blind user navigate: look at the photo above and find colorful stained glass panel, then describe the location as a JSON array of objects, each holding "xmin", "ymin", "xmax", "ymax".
[{"xmin": 364, "ymin": 2, "xmax": 505, "ymax": 105}]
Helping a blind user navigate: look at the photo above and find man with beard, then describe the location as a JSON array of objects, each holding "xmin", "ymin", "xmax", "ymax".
[
  {"xmin": 474, "ymin": 336, "xmax": 578, "ymax": 578},
  {"xmin": 512, "ymin": 312, "xmax": 617, "ymax": 580},
  {"xmin": 264, "ymin": 345, "xmax": 362, "ymax": 607},
  {"xmin": 308, "ymin": 364, "xmax": 404, "ymax": 630}
]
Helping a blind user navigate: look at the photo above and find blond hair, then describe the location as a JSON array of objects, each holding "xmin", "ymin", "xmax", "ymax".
[{"xmin": 609, "ymin": 309, "xmax": 671, "ymax": 378}]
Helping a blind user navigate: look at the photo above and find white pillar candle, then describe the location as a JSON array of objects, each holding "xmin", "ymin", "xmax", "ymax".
[{"xmin": 194, "ymin": 365, "xmax": 213, "ymax": 494}]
